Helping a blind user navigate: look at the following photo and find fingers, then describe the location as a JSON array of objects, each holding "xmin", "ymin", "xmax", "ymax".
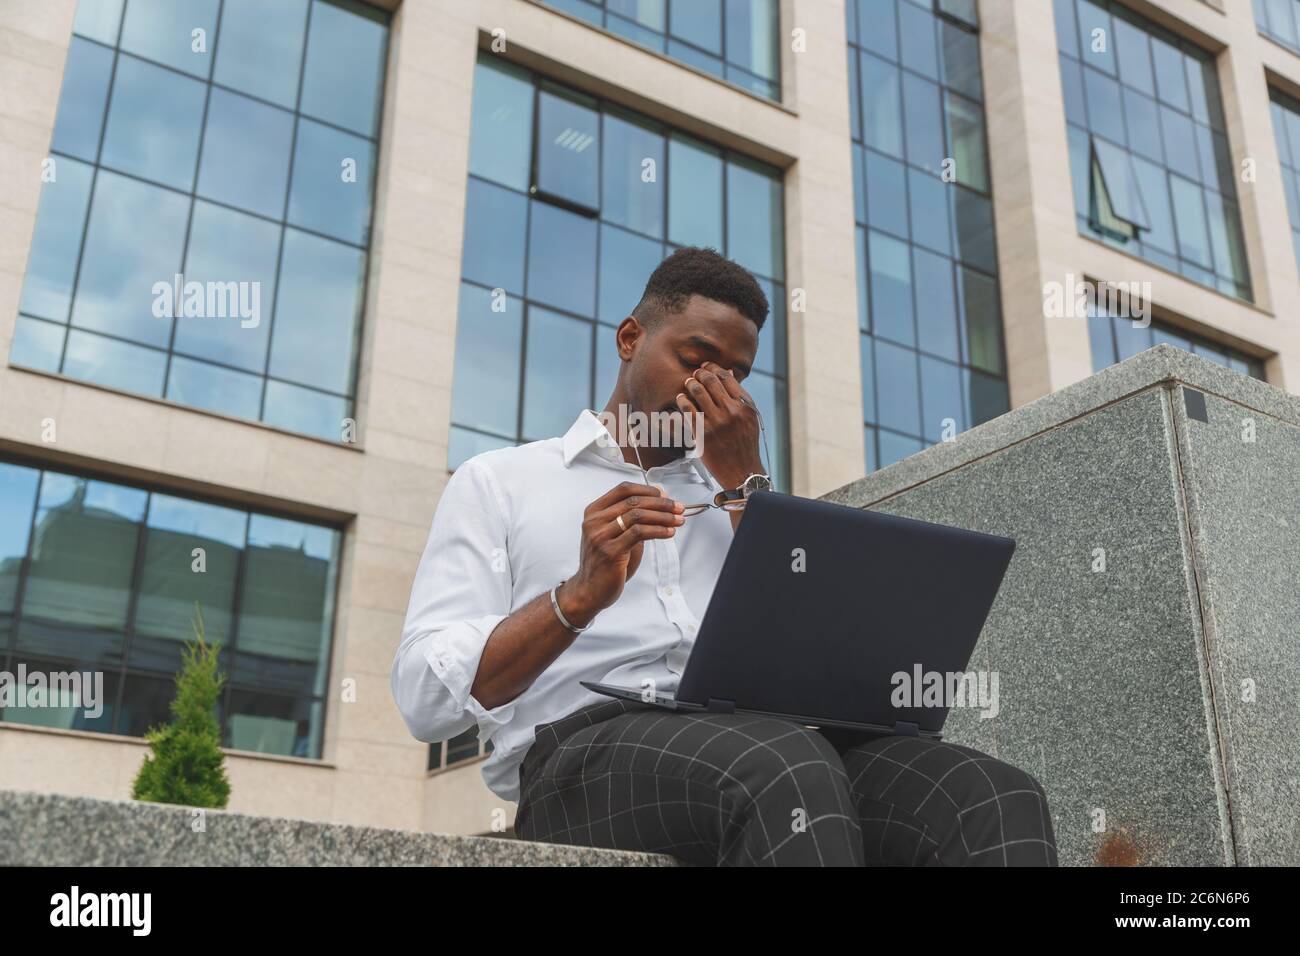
[
  {"xmin": 700, "ymin": 361, "xmax": 749, "ymax": 404},
  {"xmin": 681, "ymin": 374, "xmax": 719, "ymax": 416},
  {"xmin": 608, "ymin": 519, "xmax": 680, "ymax": 553},
  {"xmin": 691, "ymin": 365, "xmax": 733, "ymax": 410},
  {"xmin": 586, "ymin": 480, "xmax": 665, "ymax": 515},
  {"xmin": 588, "ymin": 497, "xmax": 684, "ymax": 544}
]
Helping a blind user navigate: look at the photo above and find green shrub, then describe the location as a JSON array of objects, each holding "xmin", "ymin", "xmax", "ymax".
[{"xmin": 131, "ymin": 606, "xmax": 231, "ymax": 808}]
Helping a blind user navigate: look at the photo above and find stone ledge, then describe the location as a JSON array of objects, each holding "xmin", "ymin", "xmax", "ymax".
[{"xmin": 0, "ymin": 789, "xmax": 681, "ymax": 867}]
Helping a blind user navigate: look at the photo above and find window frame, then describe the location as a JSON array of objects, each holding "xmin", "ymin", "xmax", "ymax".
[{"xmin": 0, "ymin": 452, "xmax": 345, "ymax": 760}]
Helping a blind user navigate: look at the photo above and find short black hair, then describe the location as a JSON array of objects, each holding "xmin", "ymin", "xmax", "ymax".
[{"xmin": 632, "ymin": 247, "xmax": 768, "ymax": 331}]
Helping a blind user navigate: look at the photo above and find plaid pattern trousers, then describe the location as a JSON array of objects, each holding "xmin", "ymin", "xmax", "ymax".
[{"xmin": 514, "ymin": 698, "xmax": 1058, "ymax": 867}]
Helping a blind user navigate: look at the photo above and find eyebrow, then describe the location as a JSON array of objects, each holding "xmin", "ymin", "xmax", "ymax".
[{"xmin": 685, "ymin": 335, "xmax": 751, "ymax": 377}]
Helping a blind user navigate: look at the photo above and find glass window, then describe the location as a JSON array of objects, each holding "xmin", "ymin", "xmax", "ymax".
[
  {"xmin": 172, "ymin": 202, "xmax": 279, "ymax": 373},
  {"xmin": 920, "ymin": 355, "xmax": 965, "ymax": 442},
  {"xmin": 299, "ymin": 0, "xmax": 388, "ymax": 137},
  {"xmin": 166, "ymin": 356, "xmax": 263, "ymax": 421},
  {"xmin": 469, "ymin": 58, "xmax": 534, "ymax": 191},
  {"xmin": 1268, "ymin": 87, "xmax": 1300, "ymax": 284},
  {"xmin": 669, "ymin": 0, "xmax": 722, "ymax": 53},
  {"xmin": 1059, "ymin": 0, "xmax": 1249, "ymax": 299},
  {"xmin": 536, "ymin": 88, "xmax": 601, "ymax": 209},
  {"xmin": 213, "ymin": 0, "xmax": 309, "ymax": 108},
  {"xmin": 261, "ymin": 381, "xmax": 349, "ymax": 442},
  {"xmin": 17, "ymin": 473, "xmax": 147, "ymax": 663},
  {"xmin": 71, "ymin": 171, "xmax": 190, "ymax": 348},
  {"xmin": 99, "ymin": 55, "xmax": 207, "ymax": 192},
  {"xmin": 461, "ymin": 178, "xmax": 528, "ymax": 295},
  {"xmin": 287, "ymin": 119, "xmax": 377, "ymax": 246},
  {"xmin": 234, "ymin": 515, "xmax": 339, "ymax": 697},
  {"xmin": 523, "ymin": 307, "xmax": 594, "ymax": 440},
  {"xmin": 602, "ymin": 110, "xmax": 665, "ymax": 238},
  {"xmin": 725, "ymin": 0, "xmax": 778, "ymax": 82},
  {"xmin": 869, "ymin": 231, "xmax": 914, "ymax": 347},
  {"xmin": 132, "ymin": 495, "xmax": 246, "ymax": 672},
  {"xmin": 63, "ymin": 329, "xmax": 168, "ymax": 396},
  {"xmin": 598, "ymin": 225, "xmax": 664, "ymax": 323},
  {"xmin": 197, "ymin": 88, "xmax": 295, "ymax": 220},
  {"xmin": 913, "ymin": 248, "xmax": 959, "ymax": 362},
  {"xmin": 726, "ymin": 156, "xmax": 784, "ymax": 280},
  {"xmin": 945, "ymin": 92, "xmax": 988, "ymax": 192},
  {"xmin": 9, "ymin": 317, "xmax": 66, "ymax": 373},
  {"xmin": 527, "ymin": 202, "xmax": 599, "ymax": 317},
  {"xmin": 1259, "ymin": 0, "xmax": 1300, "ymax": 52},
  {"xmin": 19, "ymin": 158, "xmax": 94, "ymax": 323},
  {"xmin": 1092, "ymin": 138, "xmax": 1150, "ymax": 234},
  {"xmin": 1089, "ymin": 314, "xmax": 1265, "ymax": 379},
  {"xmin": 903, "ymin": 73, "xmax": 945, "ymax": 174},
  {"xmin": 899, "ymin": 2, "xmax": 939, "ymax": 80},
  {"xmin": 668, "ymin": 134, "xmax": 723, "ymax": 249},
  {"xmin": 851, "ymin": 0, "xmax": 1009, "ymax": 472},
  {"xmin": 861, "ymin": 53, "xmax": 904, "ymax": 158},
  {"xmin": 451, "ymin": 283, "xmax": 524, "ymax": 439},
  {"xmin": 909, "ymin": 169, "xmax": 951, "ymax": 256},
  {"xmin": 267, "ymin": 229, "xmax": 365, "ymax": 396},
  {"xmin": 14, "ymin": 0, "xmax": 390, "ymax": 443},
  {"xmin": 119, "ymin": 0, "xmax": 219, "ymax": 78},
  {"xmin": 72, "ymin": 0, "xmax": 123, "ymax": 46},
  {"xmin": 874, "ymin": 339, "xmax": 921, "ymax": 436},
  {"xmin": 864, "ymin": 150, "xmax": 909, "ymax": 239},
  {"xmin": 52, "ymin": 38, "xmax": 113, "ymax": 163}
]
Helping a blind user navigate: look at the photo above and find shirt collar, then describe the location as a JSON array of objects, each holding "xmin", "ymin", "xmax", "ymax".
[{"xmin": 561, "ymin": 409, "xmax": 716, "ymax": 487}]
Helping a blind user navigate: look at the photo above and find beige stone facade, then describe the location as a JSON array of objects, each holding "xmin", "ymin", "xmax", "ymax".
[{"xmin": 2, "ymin": 0, "xmax": 1298, "ymax": 836}]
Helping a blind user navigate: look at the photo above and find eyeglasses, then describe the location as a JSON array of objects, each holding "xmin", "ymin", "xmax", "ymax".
[{"xmin": 629, "ymin": 395, "xmax": 773, "ymax": 517}]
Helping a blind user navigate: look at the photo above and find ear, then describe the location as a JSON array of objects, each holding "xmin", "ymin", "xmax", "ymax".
[{"xmin": 615, "ymin": 316, "xmax": 643, "ymax": 361}]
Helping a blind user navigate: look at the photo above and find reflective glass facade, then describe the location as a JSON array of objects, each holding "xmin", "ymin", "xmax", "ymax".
[
  {"xmin": 1267, "ymin": 86, "xmax": 1300, "ymax": 275},
  {"xmin": 0, "ymin": 458, "xmax": 341, "ymax": 759},
  {"xmin": 1088, "ymin": 314, "xmax": 1265, "ymax": 377},
  {"xmin": 846, "ymin": 0, "xmax": 1009, "ymax": 473},
  {"xmin": 452, "ymin": 53, "xmax": 790, "ymax": 489},
  {"xmin": 428, "ymin": 725, "xmax": 494, "ymax": 771},
  {"xmin": 12, "ymin": 0, "xmax": 389, "ymax": 443},
  {"xmin": 1255, "ymin": 0, "xmax": 1300, "ymax": 54},
  {"xmin": 1055, "ymin": 0, "xmax": 1251, "ymax": 300},
  {"xmin": 540, "ymin": 0, "xmax": 780, "ymax": 100}
]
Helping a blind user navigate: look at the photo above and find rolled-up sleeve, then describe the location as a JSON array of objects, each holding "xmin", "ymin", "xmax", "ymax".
[{"xmin": 391, "ymin": 457, "xmax": 518, "ymax": 745}]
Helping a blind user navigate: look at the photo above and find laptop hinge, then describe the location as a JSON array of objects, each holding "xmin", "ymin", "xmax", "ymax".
[
  {"xmin": 892, "ymin": 720, "xmax": 920, "ymax": 737},
  {"xmin": 706, "ymin": 698, "xmax": 736, "ymax": 714}
]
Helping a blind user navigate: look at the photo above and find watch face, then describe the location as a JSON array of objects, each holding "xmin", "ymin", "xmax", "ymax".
[{"xmin": 743, "ymin": 474, "xmax": 773, "ymax": 497}]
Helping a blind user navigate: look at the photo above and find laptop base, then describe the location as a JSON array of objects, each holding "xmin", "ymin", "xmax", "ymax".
[{"xmin": 581, "ymin": 681, "xmax": 943, "ymax": 739}]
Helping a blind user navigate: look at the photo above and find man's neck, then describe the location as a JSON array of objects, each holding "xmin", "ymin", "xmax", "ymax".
[{"xmin": 599, "ymin": 394, "xmax": 678, "ymax": 471}]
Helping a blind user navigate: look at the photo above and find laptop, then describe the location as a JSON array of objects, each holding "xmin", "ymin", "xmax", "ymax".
[{"xmin": 581, "ymin": 491, "xmax": 1015, "ymax": 739}]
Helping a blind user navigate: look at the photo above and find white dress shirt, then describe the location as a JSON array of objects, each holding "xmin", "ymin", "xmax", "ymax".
[{"xmin": 391, "ymin": 409, "xmax": 734, "ymax": 803}]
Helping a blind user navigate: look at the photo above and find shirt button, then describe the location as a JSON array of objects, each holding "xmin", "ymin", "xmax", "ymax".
[
  {"xmin": 687, "ymin": 624, "xmax": 696, "ymax": 633},
  {"xmin": 664, "ymin": 586, "xmax": 674, "ymax": 596}
]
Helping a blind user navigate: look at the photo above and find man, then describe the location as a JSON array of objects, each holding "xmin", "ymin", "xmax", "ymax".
[{"xmin": 392, "ymin": 247, "xmax": 1057, "ymax": 866}]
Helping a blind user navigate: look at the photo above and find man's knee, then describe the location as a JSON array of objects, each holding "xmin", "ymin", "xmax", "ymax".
[
  {"xmin": 941, "ymin": 747, "xmax": 1057, "ymax": 865},
  {"xmin": 711, "ymin": 718, "xmax": 852, "ymax": 812}
]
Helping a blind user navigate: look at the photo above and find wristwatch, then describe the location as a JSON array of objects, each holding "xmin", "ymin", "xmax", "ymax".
[{"xmin": 713, "ymin": 473, "xmax": 773, "ymax": 507}]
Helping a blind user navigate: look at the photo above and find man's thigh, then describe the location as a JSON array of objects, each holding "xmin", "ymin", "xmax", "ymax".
[
  {"xmin": 836, "ymin": 734, "xmax": 1058, "ymax": 866},
  {"xmin": 515, "ymin": 701, "xmax": 861, "ymax": 866}
]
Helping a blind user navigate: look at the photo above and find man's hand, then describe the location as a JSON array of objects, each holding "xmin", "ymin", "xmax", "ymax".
[
  {"xmin": 676, "ymin": 361, "xmax": 766, "ymax": 492},
  {"xmin": 558, "ymin": 482, "xmax": 685, "ymax": 627}
]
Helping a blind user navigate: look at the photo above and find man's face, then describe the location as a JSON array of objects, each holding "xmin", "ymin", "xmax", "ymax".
[{"xmin": 618, "ymin": 294, "xmax": 760, "ymax": 454}]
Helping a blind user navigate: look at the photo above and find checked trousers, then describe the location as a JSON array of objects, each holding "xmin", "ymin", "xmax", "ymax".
[{"xmin": 514, "ymin": 698, "xmax": 1058, "ymax": 867}]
